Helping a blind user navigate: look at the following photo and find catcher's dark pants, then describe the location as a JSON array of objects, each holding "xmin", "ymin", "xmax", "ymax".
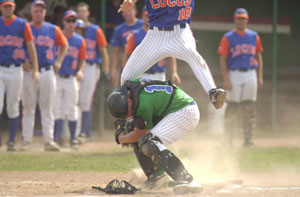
[
  {"xmin": 224, "ymin": 100, "xmax": 256, "ymax": 146},
  {"xmin": 132, "ymin": 143, "xmax": 157, "ymax": 178}
]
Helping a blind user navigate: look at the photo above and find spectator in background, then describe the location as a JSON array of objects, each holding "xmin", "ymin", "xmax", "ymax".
[
  {"xmin": 217, "ymin": 8, "xmax": 263, "ymax": 147},
  {"xmin": 76, "ymin": 2, "xmax": 109, "ymax": 143},
  {"xmin": 21, "ymin": 0, "xmax": 68, "ymax": 152},
  {"xmin": 53, "ymin": 10, "xmax": 86, "ymax": 150},
  {"xmin": 98, "ymin": 0, "xmax": 124, "ymax": 42},
  {"xmin": 109, "ymin": 5, "xmax": 144, "ymax": 88}
]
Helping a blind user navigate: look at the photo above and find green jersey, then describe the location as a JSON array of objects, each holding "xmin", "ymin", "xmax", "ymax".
[{"xmin": 132, "ymin": 79, "xmax": 194, "ymax": 130}]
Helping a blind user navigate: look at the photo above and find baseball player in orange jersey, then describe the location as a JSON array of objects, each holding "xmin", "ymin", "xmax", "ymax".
[
  {"xmin": 0, "ymin": 0, "xmax": 39, "ymax": 151},
  {"xmin": 118, "ymin": 0, "xmax": 226, "ymax": 110},
  {"xmin": 123, "ymin": 6, "xmax": 181, "ymax": 84},
  {"xmin": 218, "ymin": 8, "xmax": 263, "ymax": 147},
  {"xmin": 21, "ymin": 0, "xmax": 68, "ymax": 151},
  {"xmin": 76, "ymin": 2, "xmax": 110, "ymax": 142},
  {"xmin": 53, "ymin": 10, "xmax": 86, "ymax": 149},
  {"xmin": 109, "ymin": 4, "xmax": 144, "ymax": 88}
]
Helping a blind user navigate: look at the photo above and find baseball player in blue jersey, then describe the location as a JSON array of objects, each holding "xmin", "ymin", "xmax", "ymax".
[
  {"xmin": 53, "ymin": 10, "xmax": 86, "ymax": 149},
  {"xmin": 218, "ymin": 8, "xmax": 263, "ymax": 147},
  {"xmin": 76, "ymin": 2, "xmax": 110, "ymax": 142},
  {"xmin": 110, "ymin": 5, "xmax": 144, "ymax": 87},
  {"xmin": 21, "ymin": 0, "xmax": 68, "ymax": 151},
  {"xmin": 0, "ymin": 0, "xmax": 39, "ymax": 151},
  {"xmin": 123, "ymin": 6, "xmax": 181, "ymax": 84},
  {"xmin": 118, "ymin": 0, "xmax": 226, "ymax": 110}
]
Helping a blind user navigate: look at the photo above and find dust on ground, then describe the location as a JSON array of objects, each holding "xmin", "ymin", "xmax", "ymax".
[{"xmin": 0, "ymin": 134, "xmax": 300, "ymax": 196}]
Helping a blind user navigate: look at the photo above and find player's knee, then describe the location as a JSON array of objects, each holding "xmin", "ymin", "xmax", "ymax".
[
  {"xmin": 79, "ymin": 102, "xmax": 89, "ymax": 111},
  {"xmin": 138, "ymin": 132, "xmax": 164, "ymax": 158},
  {"xmin": 241, "ymin": 100, "xmax": 256, "ymax": 118},
  {"xmin": 225, "ymin": 101, "xmax": 239, "ymax": 118},
  {"xmin": 6, "ymin": 104, "xmax": 19, "ymax": 118}
]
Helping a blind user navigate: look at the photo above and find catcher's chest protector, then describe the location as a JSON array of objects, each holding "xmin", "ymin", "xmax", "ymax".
[{"xmin": 123, "ymin": 80, "xmax": 177, "ymax": 129}]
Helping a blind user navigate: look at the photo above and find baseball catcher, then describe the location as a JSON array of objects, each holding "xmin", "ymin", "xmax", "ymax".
[{"xmin": 107, "ymin": 78, "xmax": 226, "ymax": 194}]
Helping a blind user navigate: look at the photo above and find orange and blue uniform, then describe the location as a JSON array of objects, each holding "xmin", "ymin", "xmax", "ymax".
[
  {"xmin": 218, "ymin": 29, "xmax": 263, "ymax": 70},
  {"xmin": 0, "ymin": 15, "xmax": 33, "ymax": 66},
  {"xmin": 30, "ymin": 22, "xmax": 67, "ymax": 69},
  {"xmin": 59, "ymin": 33, "xmax": 86, "ymax": 76},
  {"xmin": 85, "ymin": 24, "xmax": 107, "ymax": 64}
]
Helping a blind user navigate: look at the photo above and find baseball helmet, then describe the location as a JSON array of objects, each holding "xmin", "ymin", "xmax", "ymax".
[{"xmin": 107, "ymin": 87, "xmax": 129, "ymax": 119}]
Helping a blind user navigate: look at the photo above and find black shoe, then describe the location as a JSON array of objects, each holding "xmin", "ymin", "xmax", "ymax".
[{"xmin": 7, "ymin": 142, "xmax": 16, "ymax": 152}]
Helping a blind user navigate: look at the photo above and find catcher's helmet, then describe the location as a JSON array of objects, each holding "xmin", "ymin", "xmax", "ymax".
[{"xmin": 107, "ymin": 87, "xmax": 128, "ymax": 118}]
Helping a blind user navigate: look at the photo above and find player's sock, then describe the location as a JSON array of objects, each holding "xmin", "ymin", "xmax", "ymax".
[
  {"xmin": 8, "ymin": 116, "xmax": 20, "ymax": 143},
  {"xmin": 80, "ymin": 111, "xmax": 89, "ymax": 135},
  {"xmin": 68, "ymin": 121, "xmax": 77, "ymax": 142},
  {"xmin": 86, "ymin": 111, "xmax": 93, "ymax": 137},
  {"xmin": 0, "ymin": 114, "xmax": 2, "ymax": 146},
  {"xmin": 54, "ymin": 119, "xmax": 63, "ymax": 141}
]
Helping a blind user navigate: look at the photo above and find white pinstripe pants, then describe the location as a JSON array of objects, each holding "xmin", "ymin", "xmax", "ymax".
[
  {"xmin": 121, "ymin": 24, "xmax": 216, "ymax": 93},
  {"xmin": 151, "ymin": 102, "xmax": 200, "ymax": 146}
]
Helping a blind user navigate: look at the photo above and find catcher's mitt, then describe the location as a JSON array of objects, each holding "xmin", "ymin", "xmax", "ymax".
[
  {"xmin": 208, "ymin": 88, "xmax": 227, "ymax": 109},
  {"xmin": 92, "ymin": 179, "xmax": 140, "ymax": 194}
]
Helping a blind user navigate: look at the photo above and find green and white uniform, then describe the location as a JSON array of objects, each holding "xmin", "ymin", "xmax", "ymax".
[{"xmin": 132, "ymin": 79, "xmax": 200, "ymax": 145}]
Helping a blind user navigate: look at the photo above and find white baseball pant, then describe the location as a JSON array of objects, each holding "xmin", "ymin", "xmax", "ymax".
[
  {"xmin": 0, "ymin": 65, "xmax": 23, "ymax": 118},
  {"xmin": 22, "ymin": 67, "xmax": 56, "ymax": 143},
  {"xmin": 141, "ymin": 72, "xmax": 166, "ymax": 81},
  {"xmin": 79, "ymin": 63, "xmax": 100, "ymax": 111},
  {"xmin": 151, "ymin": 102, "xmax": 200, "ymax": 146},
  {"xmin": 55, "ymin": 76, "xmax": 79, "ymax": 121},
  {"xmin": 227, "ymin": 70, "xmax": 257, "ymax": 102},
  {"xmin": 121, "ymin": 24, "xmax": 216, "ymax": 93}
]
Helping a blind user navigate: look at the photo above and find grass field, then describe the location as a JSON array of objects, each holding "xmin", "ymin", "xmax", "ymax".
[
  {"xmin": 1, "ymin": 146, "xmax": 300, "ymax": 173},
  {"xmin": 1, "ymin": 137, "xmax": 300, "ymax": 196}
]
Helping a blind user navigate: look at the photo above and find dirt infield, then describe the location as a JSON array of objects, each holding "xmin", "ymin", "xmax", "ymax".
[
  {"xmin": 1, "ymin": 136, "xmax": 300, "ymax": 196},
  {"xmin": 1, "ymin": 171, "xmax": 300, "ymax": 196}
]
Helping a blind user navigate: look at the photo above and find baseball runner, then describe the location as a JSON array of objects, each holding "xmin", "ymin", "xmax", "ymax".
[
  {"xmin": 0, "ymin": 0, "xmax": 39, "ymax": 151},
  {"xmin": 107, "ymin": 79, "xmax": 225, "ymax": 193},
  {"xmin": 21, "ymin": 0, "xmax": 68, "ymax": 151},
  {"xmin": 118, "ymin": 1, "xmax": 225, "ymax": 108},
  {"xmin": 109, "ymin": 4, "xmax": 144, "ymax": 87},
  {"xmin": 53, "ymin": 10, "xmax": 86, "ymax": 149},
  {"xmin": 218, "ymin": 8, "xmax": 263, "ymax": 147},
  {"xmin": 76, "ymin": 2, "xmax": 110, "ymax": 142},
  {"xmin": 123, "ymin": 6, "xmax": 181, "ymax": 84}
]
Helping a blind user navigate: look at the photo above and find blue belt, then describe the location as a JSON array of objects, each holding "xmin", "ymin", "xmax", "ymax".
[
  {"xmin": 39, "ymin": 65, "xmax": 52, "ymax": 72},
  {"xmin": 59, "ymin": 74, "xmax": 73, "ymax": 78},
  {"xmin": 149, "ymin": 23, "xmax": 186, "ymax": 31},
  {"xmin": 0, "ymin": 63, "xmax": 20, "ymax": 68},
  {"xmin": 87, "ymin": 62, "xmax": 96, "ymax": 66}
]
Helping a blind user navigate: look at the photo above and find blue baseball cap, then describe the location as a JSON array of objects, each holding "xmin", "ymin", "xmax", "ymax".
[
  {"xmin": 1, "ymin": 0, "xmax": 15, "ymax": 7},
  {"xmin": 234, "ymin": 8, "xmax": 249, "ymax": 18},
  {"xmin": 64, "ymin": 10, "xmax": 77, "ymax": 19},
  {"xmin": 32, "ymin": 0, "xmax": 46, "ymax": 8}
]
